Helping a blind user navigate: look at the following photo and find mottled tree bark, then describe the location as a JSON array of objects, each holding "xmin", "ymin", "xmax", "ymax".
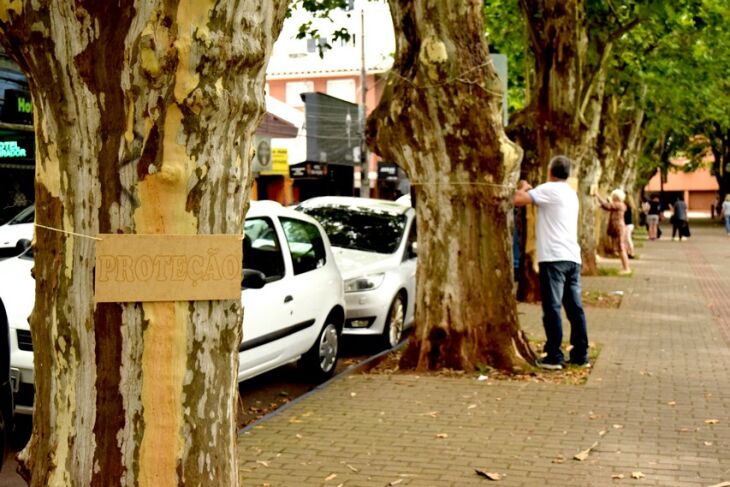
[
  {"xmin": 598, "ymin": 95, "xmax": 645, "ymax": 254},
  {"xmin": 520, "ymin": 0, "xmax": 618, "ymax": 276},
  {"xmin": 367, "ymin": 1, "xmax": 535, "ymax": 372},
  {"xmin": 0, "ymin": 1, "xmax": 287, "ymax": 485},
  {"xmin": 506, "ymin": 106, "xmax": 540, "ymax": 302}
]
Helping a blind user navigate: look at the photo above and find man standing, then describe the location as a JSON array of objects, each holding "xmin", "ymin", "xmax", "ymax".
[{"xmin": 513, "ymin": 155, "xmax": 589, "ymax": 369}]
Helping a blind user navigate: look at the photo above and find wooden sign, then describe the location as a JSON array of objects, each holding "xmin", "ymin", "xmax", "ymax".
[{"xmin": 95, "ymin": 234, "xmax": 242, "ymax": 303}]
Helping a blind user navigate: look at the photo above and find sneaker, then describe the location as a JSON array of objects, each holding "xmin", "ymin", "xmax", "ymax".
[
  {"xmin": 572, "ymin": 361, "xmax": 592, "ymax": 369},
  {"xmin": 536, "ymin": 358, "xmax": 564, "ymax": 370}
]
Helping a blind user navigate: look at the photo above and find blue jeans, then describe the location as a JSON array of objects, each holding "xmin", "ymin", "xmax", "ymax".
[
  {"xmin": 725, "ymin": 215, "xmax": 730, "ymax": 234},
  {"xmin": 538, "ymin": 261, "xmax": 589, "ymax": 364}
]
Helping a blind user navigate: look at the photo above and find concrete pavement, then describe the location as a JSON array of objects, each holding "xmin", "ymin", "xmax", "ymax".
[{"xmin": 237, "ymin": 220, "xmax": 730, "ymax": 486}]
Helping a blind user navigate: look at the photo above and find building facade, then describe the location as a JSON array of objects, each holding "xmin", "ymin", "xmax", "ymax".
[
  {"xmin": 262, "ymin": 0, "xmax": 403, "ymax": 204},
  {"xmin": 0, "ymin": 52, "xmax": 34, "ymax": 223}
]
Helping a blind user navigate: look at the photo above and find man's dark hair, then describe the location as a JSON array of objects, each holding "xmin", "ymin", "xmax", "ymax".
[{"xmin": 548, "ymin": 155, "xmax": 571, "ymax": 180}]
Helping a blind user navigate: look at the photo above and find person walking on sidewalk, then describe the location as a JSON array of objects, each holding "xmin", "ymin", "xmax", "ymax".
[
  {"xmin": 671, "ymin": 195, "xmax": 689, "ymax": 241},
  {"xmin": 722, "ymin": 195, "xmax": 730, "ymax": 236},
  {"xmin": 514, "ymin": 155, "xmax": 590, "ymax": 370},
  {"xmin": 646, "ymin": 194, "xmax": 661, "ymax": 240}
]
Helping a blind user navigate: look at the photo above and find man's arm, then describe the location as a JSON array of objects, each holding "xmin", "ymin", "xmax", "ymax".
[{"xmin": 513, "ymin": 180, "xmax": 533, "ymax": 207}]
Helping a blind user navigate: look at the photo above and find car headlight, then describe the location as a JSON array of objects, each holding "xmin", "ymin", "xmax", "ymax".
[{"xmin": 344, "ymin": 273, "xmax": 385, "ymax": 293}]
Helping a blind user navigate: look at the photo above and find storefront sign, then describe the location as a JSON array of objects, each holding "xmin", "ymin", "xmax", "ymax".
[
  {"xmin": 0, "ymin": 132, "xmax": 34, "ymax": 162},
  {"xmin": 251, "ymin": 136, "xmax": 272, "ymax": 173},
  {"xmin": 1, "ymin": 89, "xmax": 33, "ymax": 125},
  {"xmin": 0, "ymin": 140, "xmax": 27, "ymax": 158},
  {"xmin": 261, "ymin": 147, "xmax": 289, "ymax": 176},
  {"xmin": 289, "ymin": 162, "xmax": 328, "ymax": 179},
  {"xmin": 378, "ymin": 162, "xmax": 400, "ymax": 182},
  {"xmin": 95, "ymin": 234, "xmax": 242, "ymax": 303}
]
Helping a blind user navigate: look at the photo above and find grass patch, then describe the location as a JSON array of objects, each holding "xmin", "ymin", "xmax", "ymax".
[
  {"xmin": 598, "ymin": 267, "xmax": 632, "ymax": 277},
  {"xmin": 582, "ymin": 289, "xmax": 623, "ymax": 308}
]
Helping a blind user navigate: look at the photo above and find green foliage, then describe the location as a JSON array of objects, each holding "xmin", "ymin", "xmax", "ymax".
[
  {"xmin": 483, "ymin": 0, "xmax": 529, "ymax": 112},
  {"xmin": 289, "ymin": 0, "xmax": 364, "ymax": 57}
]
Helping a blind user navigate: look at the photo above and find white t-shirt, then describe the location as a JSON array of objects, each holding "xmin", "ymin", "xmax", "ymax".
[
  {"xmin": 528, "ymin": 181, "xmax": 582, "ymax": 264},
  {"xmin": 723, "ymin": 200, "xmax": 730, "ymax": 216}
]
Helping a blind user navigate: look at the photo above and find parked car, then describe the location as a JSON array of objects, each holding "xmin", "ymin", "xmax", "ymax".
[
  {"xmin": 296, "ymin": 197, "xmax": 417, "ymax": 348},
  {"xmin": 0, "ymin": 298, "xmax": 14, "ymax": 470},
  {"xmin": 0, "ymin": 205, "xmax": 33, "ymax": 259},
  {"xmin": 0, "ymin": 201, "xmax": 345, "ymax": 415},
  {"xmin": 239, "ymin": 201, "xmax": 345, "ymax": 382},
  {"xmin": 0, "ymin": 242, "xmax": 34, "ymax": 415}
]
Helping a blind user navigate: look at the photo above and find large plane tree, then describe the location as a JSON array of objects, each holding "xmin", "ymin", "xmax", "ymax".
[{"xmin": 0, "ymin": 1, "xmax": 287, "ymax": 485}]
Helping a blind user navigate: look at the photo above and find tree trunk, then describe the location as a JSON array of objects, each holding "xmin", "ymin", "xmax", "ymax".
[
  {"xmin": 521, "ymin": 0, "xmax": 586, "ymax": 170},
  {"xmin": 367, "ymin": 1, "xmax": 535, "ymax": 372},
  {"xmin": 574, "ymin": 62, "xmax": 609, "ymax": 275},
  {"xmin": 0, "ymin": 2, "xmax": 287, "ymax": 485},
  {"xmin": 506, "ymin": 106, "xmax": 541, "ymax": 302}
]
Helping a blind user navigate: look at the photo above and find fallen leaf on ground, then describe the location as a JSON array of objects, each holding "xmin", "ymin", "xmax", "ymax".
[
  {"xmin": 612, "ymin": 474, "xmax": 624, "ymax": 479},
  {"xmin": 631, "ymin": 472, "xmax": 644, "ymax": 479},
  {"xmin": 612, "ymin": 424, "xmax": 624, "ymax": 429},
  {"xmin": 588, "ymin": 413, "xmax": 599, "ymax": 420},
  {"xmin": 707, "ymin": 482, "xmax": 730, "ymax": 487},
  {"xmin": 350, "ymin": 392, "xmax": 357, "ymax": 397},
  {"xmin": 436, "ymin": 433, "xmax": 449, "ymax": 439},
  {"xmin": 667, "ymin": 401, "xmax": 677, "ymax": 406},
  {"xmin": 256, "ymin": 460, "xmax": 269, "ymax": 467},
  {"xmin": 346, "ymin": 464, "xmax": 359, "ymax": 473},
  {"xmin": 574, "ymin": 441, "xmax": 599, "ymax": 461},
  {"xmin": 388, "ymin": 480, "xmax": 403, "ymax": 486},
  {"xmin": 324, "ymin": 473, "xmax": 337, "ymax": 482},
  {"xmin": 704, "ymin": 441, "xmax": 714, "ymax": 446},
  {"xmin": 705, "ymin": 419, "xmax": 720, "ymax": 425},
  {"xmin": 423, "ymin": 411, "xmax": 439, "ymax": 418},
  {"xmin": 295, "ymin": 434, "xmax": 303, "ymax": 439},
  {"xmin": 475, "ymin": 469, "xmax": 502, "ymax": 480},
  {"xmin": 552, "ymin": 455, "xmax": 566, "ymax": 464},
  {"xmin": 468, "ymin": 404, "xmax": 477, "ymax": 410}
]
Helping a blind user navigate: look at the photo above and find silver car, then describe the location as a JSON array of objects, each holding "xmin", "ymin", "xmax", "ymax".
[{"xmin": 296, "ymin": 197, "xmax": 416, "ymax": 348}]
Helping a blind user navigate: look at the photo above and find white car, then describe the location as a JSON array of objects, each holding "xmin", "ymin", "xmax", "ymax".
[
  {"xmin": 0, "ymin": 201, "xmax": 345, "ymax": 414},
  {"xmin": 0, "ymin": 205, "xmax": 34, "ymax": 259},
  {"xmin": 239, "ymin": 201, "xmax": 345, "ymax": 382},
  {"xmin": 296, "ymin": 197, "xmax": 417, "ymax": 348}
]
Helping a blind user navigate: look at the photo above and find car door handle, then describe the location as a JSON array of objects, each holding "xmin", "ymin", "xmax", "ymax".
[{"xmin": 284, "ymin": 295, "xmax": 293, "ymax": 304}]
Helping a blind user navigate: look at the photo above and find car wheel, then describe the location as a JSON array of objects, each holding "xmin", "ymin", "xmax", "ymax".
[
  {"xmin": 301, "ymin": 322, "xmax": 339, "ymax": 381},
  {"xmin": 381, "ymin": 292, "xmax": 406, "ymax": 349}
]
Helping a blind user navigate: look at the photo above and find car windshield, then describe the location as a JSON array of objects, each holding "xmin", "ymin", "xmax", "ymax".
[
  {"xmin": 7, "ymin": 205, "xmax": 34, "ymax": 225},
  {"xmin": 300, "ymin": 205, "xmax": 406, "ymax": 254}
]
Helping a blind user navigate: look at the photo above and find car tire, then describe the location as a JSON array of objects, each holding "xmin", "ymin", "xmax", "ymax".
[
  {"xmin": 300, "ymin": 321, "xmax": 339, "ymax": 381},
  {"xmin": 381, "ymin": 292, "xmax": 406, "ymax": 349}
]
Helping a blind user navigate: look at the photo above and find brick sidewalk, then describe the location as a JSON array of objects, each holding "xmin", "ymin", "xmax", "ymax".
[{"xmin": 237, "ymin": 222, "xmax": 730, "ymax": 486}]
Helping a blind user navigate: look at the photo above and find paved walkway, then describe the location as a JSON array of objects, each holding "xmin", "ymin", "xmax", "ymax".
[{"xmin": 237, "ymin": 221, "xmax": 730, "ymax": 486}]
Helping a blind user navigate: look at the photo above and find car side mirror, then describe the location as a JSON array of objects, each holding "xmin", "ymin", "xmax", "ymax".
[
  {"xmin": 407, "ymin": 241, "xmax": 418, "ymax": 259},
  {"xmin": 242, "ymin": 269, "xmax": 266, "ymax": 289},
  {"xmin": 15, "ymin": 239, "xmax": 31, "ymax": 255}
]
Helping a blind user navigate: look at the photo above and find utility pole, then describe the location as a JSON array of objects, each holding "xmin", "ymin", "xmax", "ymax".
[{"xmin": 359, "ymin": 7, "xmax": 370, "ymax": 198}]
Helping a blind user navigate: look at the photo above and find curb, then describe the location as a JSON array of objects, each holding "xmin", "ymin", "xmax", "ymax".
[{"xmin": 237, "ymin": 339, "xmax": 408, "ymax": 435}]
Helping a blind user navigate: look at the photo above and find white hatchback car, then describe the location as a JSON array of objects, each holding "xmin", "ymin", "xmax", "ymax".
[
  {"xmin": 0, "ymin": 205, "xmax": 34, "ymax": 259},
  {"xmin": 296, "ymin": 197, "xmax": 417, "ymax": 348},
  {"xmin": 0, "ymin": 201, "xmax": 345, "ymax": 414}
]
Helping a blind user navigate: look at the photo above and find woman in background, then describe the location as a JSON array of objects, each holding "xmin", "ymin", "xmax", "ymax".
[{"xmin": 597, "ymin": 189, "xmax": 631, "ymax": 274}]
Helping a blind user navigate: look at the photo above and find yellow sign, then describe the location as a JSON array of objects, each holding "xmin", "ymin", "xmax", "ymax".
[
  {"xmin": 95, "ymin": 234, "xmax": 242, "ymax": 303},
  {"xmin": 262, "ymin": 148, "xmax": 288, "ymax": 176}
]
